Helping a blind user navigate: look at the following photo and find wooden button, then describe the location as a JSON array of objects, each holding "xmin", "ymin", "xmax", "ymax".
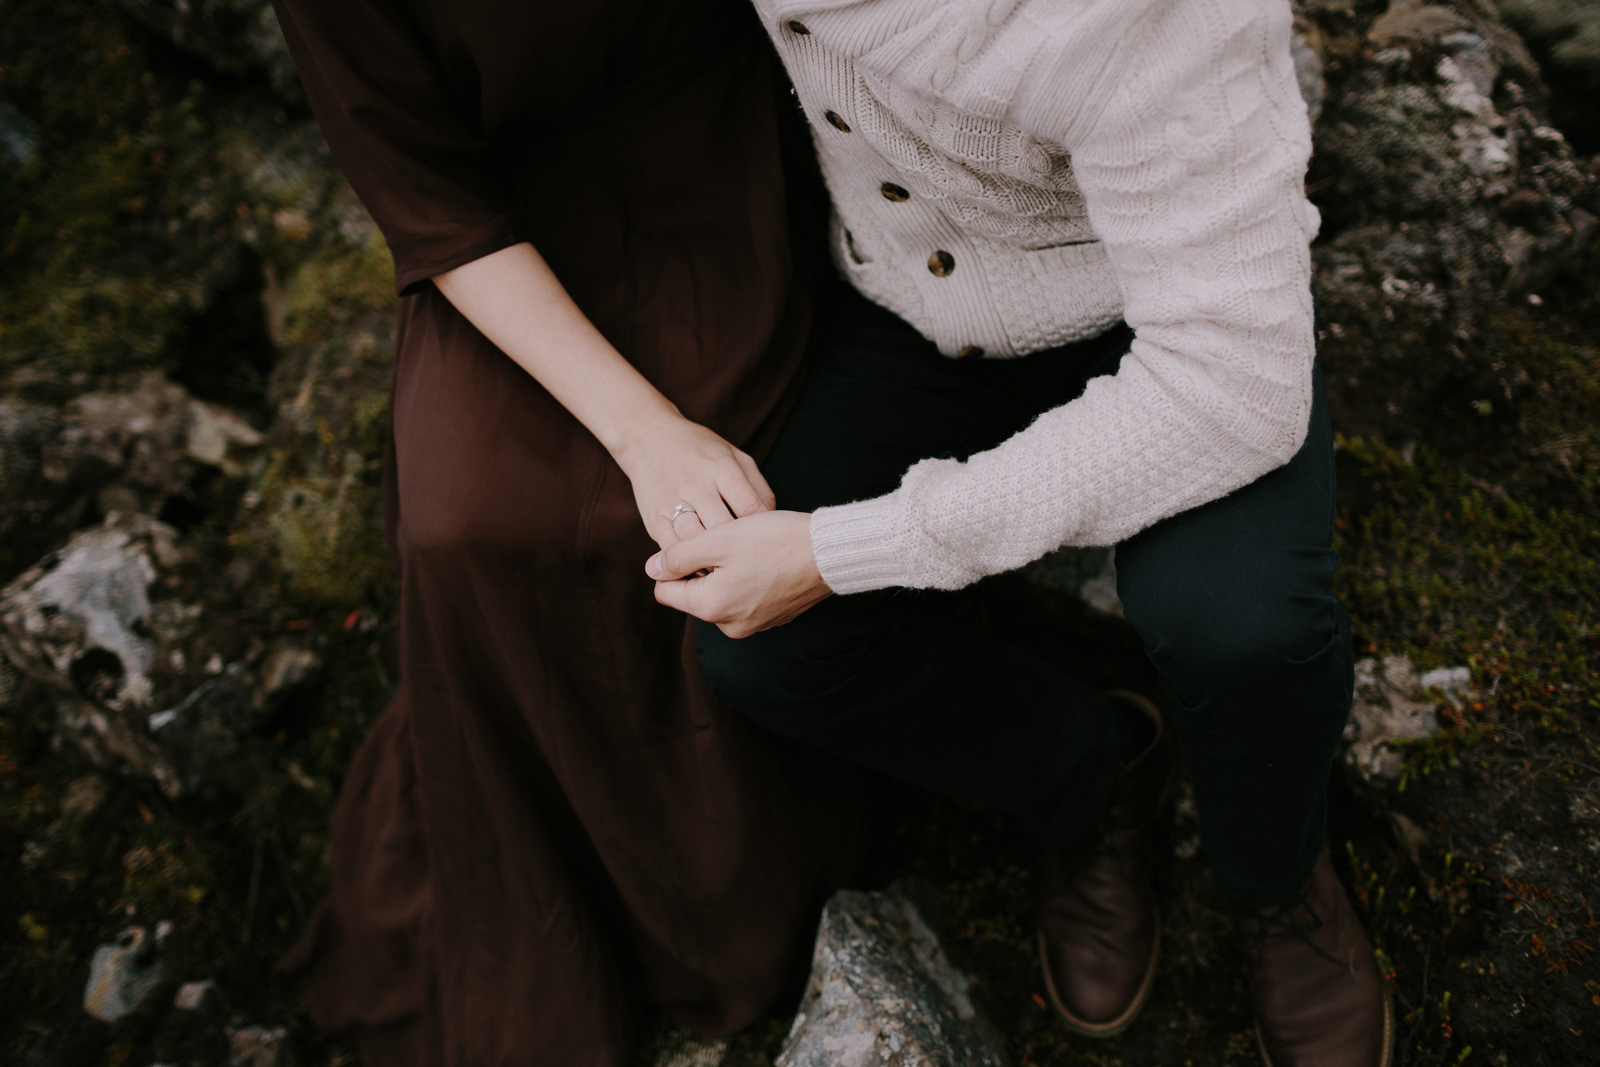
[
  {"xmin": 787, "ymin": 20, "xmax": 810, "ymax": 34},
  {"xmin": 880, "ymin": 182, "xmax": 910, "ymax": 202},
  {"xmin": 927, "ymin": 250, "xmax": 955, "ymax": 277},
  {"xmin": 956, "ymin": 345, "xmax": 984, "ymax": 359},
  {"xmin": 824, "ymin": 110, "xmax": 852, "ymax": 133}
]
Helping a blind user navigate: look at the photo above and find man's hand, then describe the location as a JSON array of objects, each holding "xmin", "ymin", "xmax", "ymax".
[{"xmin": 646, "ymin": 511, "xmax": 831, "ymax": 637}]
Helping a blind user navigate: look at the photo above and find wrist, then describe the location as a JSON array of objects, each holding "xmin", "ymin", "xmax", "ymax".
[{"xmin": 600, "ymin": 392, "xmax": 682, "ymax": 470}]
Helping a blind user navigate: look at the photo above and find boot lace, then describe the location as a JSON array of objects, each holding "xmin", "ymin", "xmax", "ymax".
[{"xmin": 1242, "ymin": 893, "xmax": 1347, "ymax": 970}]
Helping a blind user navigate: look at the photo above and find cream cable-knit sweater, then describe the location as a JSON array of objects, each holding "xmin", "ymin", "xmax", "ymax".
[{"xmin": 752, "ymin": 0, "xmax": 1323, "ymax": 594}]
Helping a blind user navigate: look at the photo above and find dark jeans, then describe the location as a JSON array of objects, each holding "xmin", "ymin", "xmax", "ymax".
[{"xmin": 697, "ymin": 289, "xmax": 1354, "ymax": 908}]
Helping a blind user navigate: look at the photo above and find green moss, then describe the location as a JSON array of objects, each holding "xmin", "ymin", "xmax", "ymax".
[
  {"xmin": 0, "ymin": 0, "xmax": 351, "ymax": 394},
  {"xmin": 277, "ymin": 226, "xmax": 396, "ymax": 350},
  {"xmin": 1337, "ymin": 433, "xmax": 1599, "ymax": 715},
  {"xmin": 0, "ymin": 4, "xmax": 191, "ymax": 376},
  {"xmin": 246, "ymin": 436, "xmax": 389, "ymax": 609}
]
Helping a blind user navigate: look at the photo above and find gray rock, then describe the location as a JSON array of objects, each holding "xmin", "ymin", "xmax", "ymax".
[
  {"xmin": 1021, "ymin": 546, "xmax": 1121, "ymax": 616},
  {"xmin": 0, "ymin": 513, "xmax": 174, "ymax": 712},
  {"xmin": 1418, "ymin": 664, "xmax": 1473, "ymax": 707},
  {"xmin": 147, "ymin": 663, "xmax": 261, "ymax": 794},
  {"xmin": 647, "ymin": 1032, "xmax": 728, "ymax": 1067},
  {"xmin": 33, "ymin": 372, "xmax": 262, "ymax": 515},
  {"xmin": 258, "ymin": 639, "xmax": 320, "ymax": 699},
  {"xmin": 186, "ymin": 400, "xmax": 263, "ymax": 475},
  {"xmin": 777, "ymin": 889, "xmax": 1009, "ymax": 1067},
  {"xmin": 1391, "ymin": 811, "xmax": 1429, "ymax": 866},
  {"xmin": 228, "ymin": 1024, "xmax": 296, "ymax": 1067},
  {"xmin": 42, "ymin": 372, "xmax": 195, "ymax": 513},
  {"xmin": 0, "ymin": 512, "xmax": 277, "ymax": 796},
  {"xmin": 1306, "ymin": 0, "xmax": 1595, "ymax": 442},
  {"xmin": 172, "ymin": 979, "xmax": 217, "ymax": 1011},
  {"xmin": 83, "ymin": 926, "xmax": 165, "ymax": 1022},
  {"xmin": 60, "ymin": 775, "xmax": 108, "ymax": 821},
  {"xmin": 1343, "ymin": 655, "xmax": 1442, "ymax": 784},
  {"xmin": 0, "ymin": 101, "xmax": 40, "ymax": 167}
]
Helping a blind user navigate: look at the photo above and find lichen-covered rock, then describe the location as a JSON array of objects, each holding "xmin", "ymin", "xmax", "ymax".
[
  {"xmin": 146, "ymin": 663, "xmax": 260, "ymax": 795},
  {"xmin": 646, "ymin": 1032, "xmax": 728, "ymax": 1067},
  {"xmin": 1300, "ymin": 0, "xmax": 1598, "ymax": 447},
  {"xmin": 228, "ymin": 1024, "xmax": 296, "ymax": 1067},
  {"xmin": 42, "ymin": 373, "xmax": 197, "ymax": 511},
  {"xmin": 59, "ymin": 774, "xmax": 108, "ymax": 821},
  {"xmin": 0, "ymin": 371, "xmax": 263, "ymax": 588},
  {"xmin": 0, "ymin": 511, "xmax": 311, "ymax": 795},
  {"xmin": 172, "ymin": 979, "xmax": 218, "ymax": 1012},
  {"xmin": 1020, "ymin": 546, "xmax": 1121, "ymax": 616},
  {"xmin": 1342, "ymin": 654, "xmax": 1444, "ymax": 784},
  {"xmin": 777, "ymin": 889, "xmax": 1009, "ymax": 1067},
  {"xmin": 0, "ymin": 100, "xmax": 39, "ymax": 166},
  {"xmin": 1492, "ymin": 0, "xmax": 1600, "ymax": 151},
  {"xmin": 1, "ymin": 512, "xmax": 175, "ymax": 710},
  {"xmin": 185, "ymin": 399, "xmax": 264, "ymax": 475},
  {"xmin": 83, "ymin": 924, "xmax": 167, "ymax": 1022}
]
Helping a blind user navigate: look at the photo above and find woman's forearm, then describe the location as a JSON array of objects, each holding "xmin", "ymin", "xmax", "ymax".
[
  {"xmin": 433, "ymin": 242, "xmax": 677, "ymax": 465},
  {"xmin": 432, "ymin": 241, "xmax": 778, "ymax": 547}
]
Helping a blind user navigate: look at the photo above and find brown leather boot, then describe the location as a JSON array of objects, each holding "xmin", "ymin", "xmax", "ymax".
[
  {"xmin": 1038, "ymin": 690, "xmax": 1173, "ymax": 1037},
  {"xmin": 1237, "ymin": 848, "xmax": 1394, "ymax": 1067}
]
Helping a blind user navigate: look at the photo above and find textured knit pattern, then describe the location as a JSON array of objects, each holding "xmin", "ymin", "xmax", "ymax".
[{"xmin": 753, "ymin": 0, "xmax": 1322, "ymax": 594}]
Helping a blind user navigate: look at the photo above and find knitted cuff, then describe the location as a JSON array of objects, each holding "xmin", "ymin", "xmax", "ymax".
[{"xmin": 809, "ymin": 496, "xmax": 908, "ymax": 595}]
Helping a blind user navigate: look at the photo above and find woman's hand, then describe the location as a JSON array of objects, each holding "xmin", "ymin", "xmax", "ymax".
[
  {"xmin": 646, "ymin": 510, "xmax": 831, "ymax": 637},
  {"xmin": 613, "ymin": 412, "xmax": 777, "ymax": 549},
  {"xmin": 433, "ymin": 244, "xmax": 775, "ymax": 549}
]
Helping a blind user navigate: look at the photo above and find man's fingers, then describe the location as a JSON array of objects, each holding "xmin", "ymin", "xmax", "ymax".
[
  {"xmin": 652, "ymin": 571, "xmax": 736, "ymax": 630},
  {"xmin": 648, "ymin": 531, "xmax": 722, "ymax": 581},
  {"xmin": 653, "ymin": 575, "xmax": 696, "ymax": 614},
  {"xmin": 733, "ymin": 452, "xmax": 777, "ymax": 512}
]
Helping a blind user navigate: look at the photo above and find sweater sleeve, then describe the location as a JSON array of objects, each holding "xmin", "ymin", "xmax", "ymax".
[
  {"xmin": 270, "ymin": 0, "xmax": 519, "ymax": 295},
  {"xmin": 810, "ymin": 0, "xmax": 1320, "ymax": 594}
]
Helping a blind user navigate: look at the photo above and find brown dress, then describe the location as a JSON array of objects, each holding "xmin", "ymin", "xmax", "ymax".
[{"xmin": 269, "ymin": 1, "xmax": 843, "ymax": 1062}]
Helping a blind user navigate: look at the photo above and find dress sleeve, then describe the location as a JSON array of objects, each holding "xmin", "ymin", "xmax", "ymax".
[
  {"xmin": 270, "ymin": 0, "xmax": 519, "ymax": 294},
  {"xmin": 809, "ymin": 0, "xmax": 1320, "ymax": 595}
]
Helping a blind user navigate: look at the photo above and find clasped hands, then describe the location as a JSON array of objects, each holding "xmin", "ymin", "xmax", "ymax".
[{"xmin": 616, "ymin": 414, "xmax": 830, "ymax": 638}]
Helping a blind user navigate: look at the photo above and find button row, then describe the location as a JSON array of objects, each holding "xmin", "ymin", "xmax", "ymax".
[{"xmin": 794, "ymin": 20, "xmax": 972, "ymax": 354}]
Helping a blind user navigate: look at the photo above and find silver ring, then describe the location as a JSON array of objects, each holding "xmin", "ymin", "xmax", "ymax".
[{"xmin": 669, "ymin": 503, "xmax": 698, "ymax": 525}]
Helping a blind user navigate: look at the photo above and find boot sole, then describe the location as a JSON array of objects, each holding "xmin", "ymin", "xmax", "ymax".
[
  {"xmin": 1254, "ymin": 982, "xmax": 1394, "ymax": 1067},
  {"xmin": 1037, "ymin": 910, "xmax": 1161, "ymax": 1038}
]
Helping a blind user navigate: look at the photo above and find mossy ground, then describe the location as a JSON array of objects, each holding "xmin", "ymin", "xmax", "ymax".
[{"xmin": 3, "ymin": 1, "xmax": 1598, "ymax": 1065}]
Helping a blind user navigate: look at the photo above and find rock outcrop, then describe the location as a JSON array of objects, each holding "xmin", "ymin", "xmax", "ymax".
[
  {"xmin": 0, "ymin": 510, "xmax": 317, "ymax": 796},
  {"xmin": 777, "ymin": 888, "xmax": 1009, "ymax": 1067}
]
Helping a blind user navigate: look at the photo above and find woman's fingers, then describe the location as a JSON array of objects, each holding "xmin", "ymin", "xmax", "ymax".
[
  {"xmin": 690, "ymin": 482, "xmax": 738, "ymax": 529},
  {"xmin": 732, "ymin": 451, "xmax": 777, "ymax": 513},
  {"xmin": 665, "ymin": 489, "xmax": 732, "ymax": 544},
  {"xmin": 630, "ymin": 434, "xmax": 768, "ymax": 547},
  {"xmin": 716, "ymin": 469, "xmax": 767, "ymax": 521},
  {"xmin": 663, "ymin": 507, "xmax": 706, "ymax": 543}
]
